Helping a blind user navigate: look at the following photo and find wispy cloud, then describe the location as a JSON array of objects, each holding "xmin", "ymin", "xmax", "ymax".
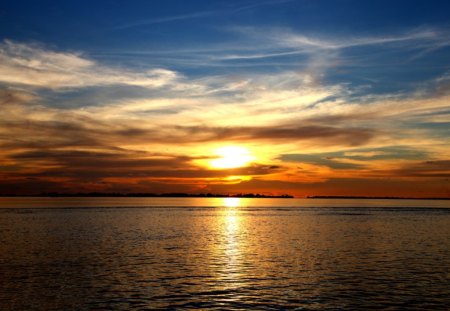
[
  {"xmin": 0, "ymin": 40, "xmax": 180, "ymax": 89},
  {"xmin": 277, "ymin": 29, "xmax": 439, "ymax": 50},
  {"xmin": 97, "ymin": 26, "xmax": 450, "ymax": 77},
  {"xmin": 222, "ymin": 26, "xmax": 446, "ymax": 63},
  {"xmin": 113, "ymin": 0, "xmax": 298, "ymax": 30},
  {"xmin": 113, "ymin": 11, "xmax": 215, "ymax": 30}
]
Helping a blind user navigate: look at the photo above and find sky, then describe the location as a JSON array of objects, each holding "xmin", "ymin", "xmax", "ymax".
[{"xmin": 0, "ymin": 0, "xmax": 450, "ymax": 197}]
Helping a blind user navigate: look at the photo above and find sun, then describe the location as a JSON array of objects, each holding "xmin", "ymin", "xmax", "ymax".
[
  {"xmin": 223, "ymin": 197, "xmax": 241, "ymax": 208},
  {"xmin": 210, "ymin": 146, "xmax": 254, "ymax": 169}
]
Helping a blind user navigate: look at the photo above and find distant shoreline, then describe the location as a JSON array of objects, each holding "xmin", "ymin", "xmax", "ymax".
[
  {"xmin": 307, "ymin": 196, "xmax": 450, "ymax": 200},
  {"xmin": 0, "ymin": 193, "xmax": 294, "ymax": 199},
  {"xmin": 0, "ymin": 194, "xmax": 449, "ymax": 200}
]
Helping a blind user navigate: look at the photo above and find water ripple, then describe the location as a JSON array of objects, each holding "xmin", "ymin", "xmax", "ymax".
[{"xmin": 0, "ymin": 206, "xmax": 449, "ymax": 310}]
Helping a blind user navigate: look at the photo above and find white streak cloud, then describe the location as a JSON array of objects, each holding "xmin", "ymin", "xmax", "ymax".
[{"xmin": 0, "ymin": 40, "xmax": 180, "ymax": 89}]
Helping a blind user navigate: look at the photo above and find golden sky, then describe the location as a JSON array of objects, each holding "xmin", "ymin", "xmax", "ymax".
[{"xmin": 1, "ymin": 1, "xmax": 450, "ymax": 197}]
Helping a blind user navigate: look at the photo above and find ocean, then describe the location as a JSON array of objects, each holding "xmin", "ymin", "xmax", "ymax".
[{"xmin": 0, "ymin": 197, "xmax": 449, "ymax": 310}]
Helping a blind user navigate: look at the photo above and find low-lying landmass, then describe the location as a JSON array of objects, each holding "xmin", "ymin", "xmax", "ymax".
[
  {"xmin": 0, "ymin": 192, "xmax": 294, "ymax": 198},
  {"xmin": 2, "ymin": 194, "xmax": 448, "ymax": 200},
  {"xmin": 307, "ymin": 195, "xmax": 450, "ymax": 200}
]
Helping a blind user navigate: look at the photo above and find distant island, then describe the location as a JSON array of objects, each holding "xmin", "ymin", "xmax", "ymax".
[
  {"xmin": 307, "ymin": 196, "xmax": 450, "ymax": 200},
  {"xmin": 2, "ymin": 193, "xmax": 448, "ymax": 200},
  {"xmin": 0, "ymin": 192, "xmax": 294, "ymax": 198}
]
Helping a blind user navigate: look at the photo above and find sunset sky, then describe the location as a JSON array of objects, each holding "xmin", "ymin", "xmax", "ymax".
[{"xmin": 1, "ymin": 0, "xmax": 449, "ymax": 197}]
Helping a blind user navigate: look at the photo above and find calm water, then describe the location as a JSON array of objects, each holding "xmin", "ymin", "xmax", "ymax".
[{"xmin": 0, "ymin": 198, "xmax": 449, "ymax": 310}]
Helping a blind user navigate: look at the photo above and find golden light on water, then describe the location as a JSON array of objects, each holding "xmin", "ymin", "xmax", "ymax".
[
  {"xmin": 212, "ymin": 201, "xmax": 246, "ymax": 291},
  {"xmin": 210, "ymin": 146, "xmax": 254, "ymax": 169}
]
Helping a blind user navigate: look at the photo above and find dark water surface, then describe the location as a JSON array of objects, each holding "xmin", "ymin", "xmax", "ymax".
[{"xmin": 0, "ymin": 198, "xmax": 449, "ymax": 310}]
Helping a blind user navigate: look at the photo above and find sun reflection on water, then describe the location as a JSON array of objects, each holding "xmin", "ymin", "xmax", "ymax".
[{"xmin": 206, "ymin": 198, "xmax": 249, "ymax": 293}]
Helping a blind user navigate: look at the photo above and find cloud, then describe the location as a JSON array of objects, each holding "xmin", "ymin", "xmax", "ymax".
[
  {"xmin": 152, "ymin": 26, "xmax": 449, "ymax": 73},
  {"xmin": 380, "ymin": 160, "xmax": 450, "ymax": 178},
  {"xmin": 1, "ymin": 32, "xmax": 450, "ymax": 195},
  {"xmin": 342, "ymin": 147, "xmax": 429, "ymax": 161},
  {"xmin": 166, "ymin": 125, "xmax": 375, "ymax": 146},
  {"xmin": 279, "ymin": 154, "xmax": 363, "ymax": 170},
  {"xmin": 0, "ymin": 40, "xmax": 180, "ymax": 89},
  {"xmin": 279, "ymin": 146, "xmax": 430, "ymax": 170},
  {"xmin": 113, "ymin": 0, "xmax": 297, "ymax": 30},
  {"xmin": 276, "ymin": 29, "xmax": 439, "ymax": 50},
  {"xmin": 0, "ymin": 96, "xmax": 377, "ymax": 149},
  {"xmin": 0, "ymin": 87, "xmax": 38, "ymax": 105},
  {"xmin": 214, "ymin": 27, "xmax": 444, "ymax": 66},
  {"xmin": 2, "ymin": 148, "xmax": 284, "ymax": 188},
  {"xmin": 113, "ymin": 11, "xmax": 215, "ymax": 30}
]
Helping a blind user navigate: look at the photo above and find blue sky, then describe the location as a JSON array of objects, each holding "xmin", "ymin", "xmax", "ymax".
[
  {"xmin": 1, "ymin": 0, "xmax": 449, "ymax": 100},
  {"xmin": 0, "ymin": 0, "xmax": 449, "ymax": 196},
  {"xmin": 2, "ymin": 0, "xmax": 449, "ymax": 77}
]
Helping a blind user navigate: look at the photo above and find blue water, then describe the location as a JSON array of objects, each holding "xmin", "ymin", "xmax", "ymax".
[{"xmin": 0, "ymin": 198, "xmax": 449, "ymax": 310}]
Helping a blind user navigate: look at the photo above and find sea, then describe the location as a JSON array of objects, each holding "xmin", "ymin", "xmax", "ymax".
[{"xmin": 0, "ymin": 197, "xmax": 449, "ymax": 310}]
